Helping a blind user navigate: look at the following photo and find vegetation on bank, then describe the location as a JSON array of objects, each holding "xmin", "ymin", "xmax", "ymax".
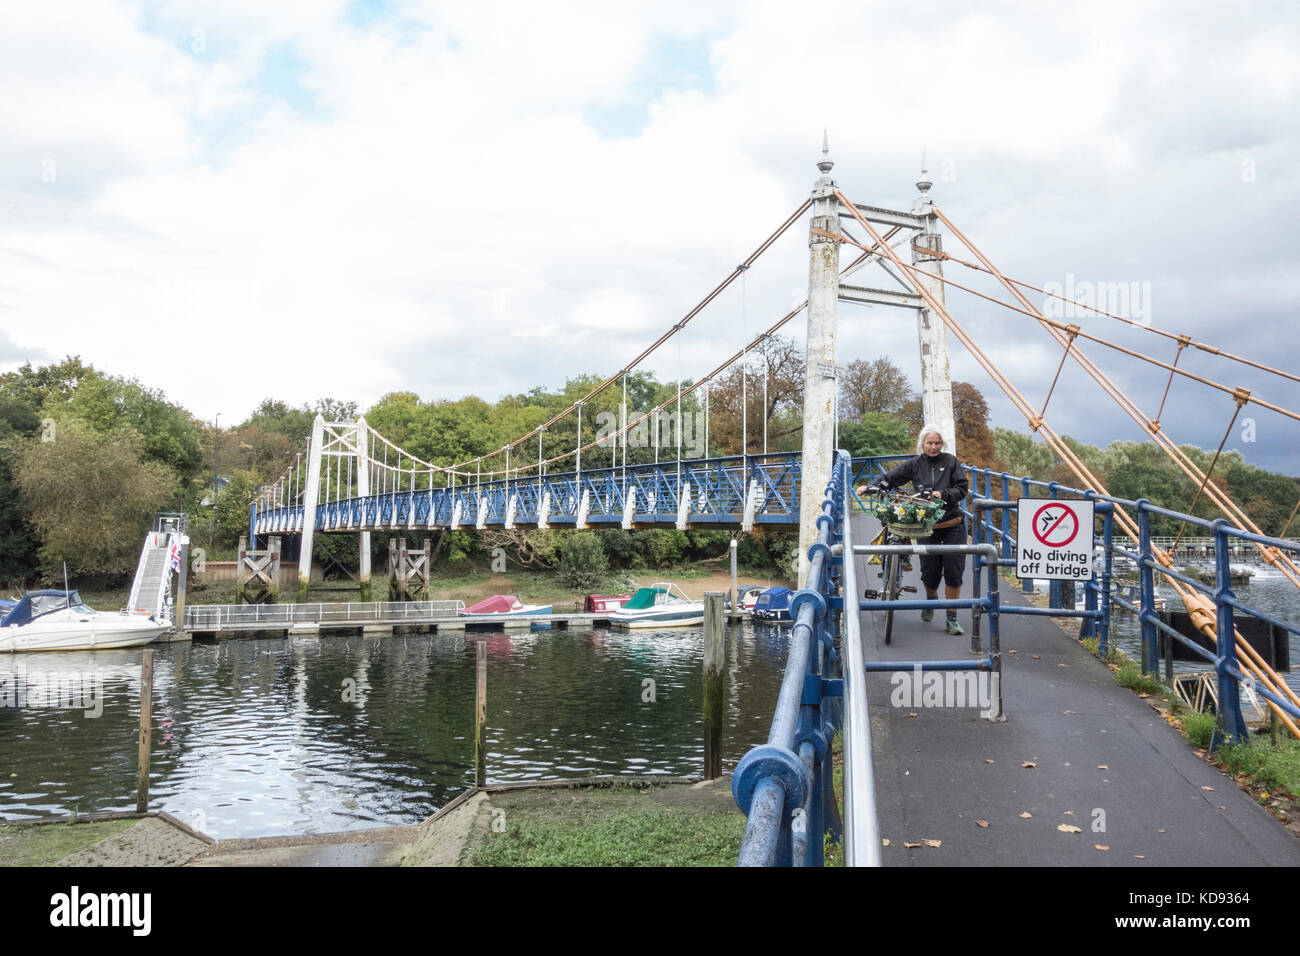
[
  {"xmin": 1082, "ymin": 635, "xmax": 1300, "ymax": 833},
  {"xmin": 2, "ymin": 351, "xmax": 1292, "ymax": 594}
]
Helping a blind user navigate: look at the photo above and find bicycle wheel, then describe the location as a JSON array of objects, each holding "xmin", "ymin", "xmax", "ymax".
[{"xmin": 882, "ymin": 553, "xmax": 900, "ymax": 645}]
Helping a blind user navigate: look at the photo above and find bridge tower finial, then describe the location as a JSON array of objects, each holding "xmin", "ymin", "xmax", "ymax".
[{"xmin": 818, "ymin": 129, "xmax": 834, "ymax": 174}]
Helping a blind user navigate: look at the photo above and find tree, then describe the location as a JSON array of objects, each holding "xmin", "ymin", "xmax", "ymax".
[
  {"xmin": 839, "ymin": 412, "xmax": 913, "ymax": 458},
  {"xmin": 706, "ymin": 335, "xmax": 805, "ymax": 455},
  {"xmin": 993, "ymin": 427, "xmax": 1056, "ymax": 480},
  {"xmin": 12, "ymin": 418, "xmax": 174, "ymax": 577},
  {"xmin": 62, "ymin": 373, "xmax": 202, "ymax": 480},
  {"xmin": 0, "ymin": 397, "xmax": 42, "ymax": 587},
  {"xmin": 900, "ymin": 381, "xmax": 1000, "ymax": 468},
  {"xmin": 558, "ymin": 532, "xmax": 608, "ymax": 591},
  {"xmin": 0, "ymin": 356, "xmax": 97, "ymax": 410},
  {"xmin": 840, "ymin": 356, "xmax": 914, "ymax": 420}
]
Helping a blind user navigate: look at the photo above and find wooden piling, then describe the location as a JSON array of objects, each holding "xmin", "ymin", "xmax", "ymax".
[
  {"xmin": 136, "ymin": 649, "xmax": 154, "ymax": 813},
  {"xmin": 475, "ymin": 640, "xmax": 487, "ymax": 788},
  {"xmin": 703, "ymin": 592, "xmax": 725, "ymax": 780}
]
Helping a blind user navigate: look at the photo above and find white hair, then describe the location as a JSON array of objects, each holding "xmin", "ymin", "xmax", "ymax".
[{"xmin": 915, "ymin": 424, "xmax": 945, "ymax": 456}]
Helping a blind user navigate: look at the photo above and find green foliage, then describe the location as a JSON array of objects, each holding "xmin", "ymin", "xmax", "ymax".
[
  {"xmin": 61, "ymin": 374, "xmax": 201, "ymax": 480},
  {"xmin": 1217, "ymin": 734, "xmax": 1300, "ymax": 796},
  {"xmin": 839, "ymin": 412, "xmax": 913, "ymax": 458},
  {"xmin": 1181, "ymin": 711, "xmax": 1216, "ymax": 749},
  {"xmin": 213, "ymin": 471, "xmax": 259, "ymax": 547},
  {"xmin": 469, "ymin": 803, "xmax": 744, "ymax": 867},
  {"xmin": 598, "ymin": 529, "xmax": 641, "ymax": 568},
  {"xmin": 445, "ymin": 530, "xmax": 475, "ymax": 563},
  {"xmin": 557, "ymin": 532, "xmax": 609, "ymax": 591},
  {"xmin": 640, "ymin": 529, "xmax": 686, "ymax": 568},
  {"xmin": 1113, "ymin": 660, "xmax": 1164, "ymax": 696},
  {"xmin": 993, "ymin": 427, "xmax": 1056, "ymax": 480},
  {"xmin": 12, "ymin": 417, "xmax": 174, "ymax": 577}
]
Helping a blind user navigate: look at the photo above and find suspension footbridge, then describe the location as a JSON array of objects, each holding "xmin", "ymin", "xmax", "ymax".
[{"xmin": 230, "ymin": 139, "xmax": 1300, "ymax": 867}]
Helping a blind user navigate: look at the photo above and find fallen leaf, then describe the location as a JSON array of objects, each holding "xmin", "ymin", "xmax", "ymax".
[
  {"xmin": 1138, "ymin": 693, "xmax": 1151, "ymax": 698},
  {"xmin": 882, "ymin": 839, "xmax": 890, "ymax": 846},
  {"xmin": 975, "ymin": 820, "xmax": 990, "ymax": 828},
  {"xmin": 984, "ymin": 759, "xmax": 994, "ymax": 764},
  {"xmin": 1158, "ymin": 829, "xmax": 1166, "ymax": 833},
  {"xmin": 1021, "ymin": 761, "xmax": 1037, "ymax": 768},
  {"xmin": 1094, "ymin": 844, "xmax": 1110, "ymax": 851},
  {"xmin": 1058, "ymin": 824, "xmax": 1083, "ymax": 834},
  {"xmin": 1057, "ymin": 663, "xmax": 1067, "ymax": 668},
  {"xmin": 913, "ymin": 749, "xmax": 922, "ymax": 753},
  {"xmin": 1262, "ymin": 791, "xmax": 1270, "ymax": 799},
  {"xmin": 907, "ymin": 712, "xmax": 918, "ymax": 718},
  {"xmin": 904, "ymin": 841, "xmax": 922, "ymax": 848},
  {"xmin": 1009, "ymin": 649, "xmax": 1018, "ymax": 654},
  {"xmin": 1063, "ymin": 710, "xmax": 1076, "ymax": 715},
  {"xmin": 1063, "ymin": 810, "xmax": 1075, "ymax": 816},
  {"xmin": 1217, "ymin": 805, "xmax": 1227, "ymax": 811},
  {"xmin": 1201, "ymin": 786, "xmax": 1215, "ymax": 792},
  {"xmin": 922, "ymin": 839, "xmax": 941, "ymax": 848},
  {"xmin": 1019, "ymin": 812, "xmax": 1032, "ymax": 819},
  {"xmin": 1134, "ymin": 855, "xmax": 1145, "ymax": 859},
  {"xmin": 1097, "ymin": 765, "xmax": 1109, "ymax": 770},
  {"xmin": 1032, "ymin": 655, "xmax": 1040, "ymax": 660}
]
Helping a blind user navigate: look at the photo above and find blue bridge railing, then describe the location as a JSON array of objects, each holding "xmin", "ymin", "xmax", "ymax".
[{"xmin": 964, "ymin": 466, "xmax": 1300, "ymax": 746}]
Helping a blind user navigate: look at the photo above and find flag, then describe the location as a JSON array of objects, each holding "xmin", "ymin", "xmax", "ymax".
[{"xmin": 169, "ymin": 542, "xmax": 181, "ymax": 574}]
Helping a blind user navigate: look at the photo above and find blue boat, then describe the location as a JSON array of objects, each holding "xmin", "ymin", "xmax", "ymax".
[{"xmin": 751, "ymin": 586, "xmax": 794, "ymax": 624}]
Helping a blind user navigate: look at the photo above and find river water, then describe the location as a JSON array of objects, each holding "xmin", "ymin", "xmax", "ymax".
[
  {"xmin": 3, "ymin": 573, "xmax": 1296, "ymax": 841},
  {"xmin": 0, "ymin": 624, "xmax": 789, "ymax": 840}
]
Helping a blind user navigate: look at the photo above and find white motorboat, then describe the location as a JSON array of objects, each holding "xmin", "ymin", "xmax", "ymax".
[
  {"xmin": 0, "ymin": 590, "xmax": 168, "ymax": 652},
  {"xmin": 609, "ymin": 583, "xmax": 704, "ymax": 629}
]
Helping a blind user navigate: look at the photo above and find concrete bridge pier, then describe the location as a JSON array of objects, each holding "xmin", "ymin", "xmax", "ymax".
[{"xmin": 357, "ymin": 416, "xmax": 373, "ymax": 602}]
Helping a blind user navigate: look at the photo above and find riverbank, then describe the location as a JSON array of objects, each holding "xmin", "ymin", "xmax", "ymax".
[{"xmin": 0, "ymin": 777, "xmax": 743, "ymax": 867}]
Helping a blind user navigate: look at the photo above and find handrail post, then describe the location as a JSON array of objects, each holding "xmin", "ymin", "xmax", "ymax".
[
  {"xmin": 1137, "ymin": 500, "xmax": 1158, "ymax": 675},
  {"xmin": 999, "ymin": 473, "xmax": 1011, "ymax": 562},
  {"xmin": 1098, "ymin": 506, "xmax": 1114, "ymax": 656},
  {"xmin": 971, "ymin": 497, "xmax": 984, "ymax": 643},
  {"xmin": 1048, "ymin": 482, "xmax": 1062, "ymax": 609},
  {"xmin": 1021, "ymin": 477, "xmax": 1034, "ymax": 593},
  {"xmin": 1213, "ymin": 521, "xmax": 1248, "ymax": 747}
]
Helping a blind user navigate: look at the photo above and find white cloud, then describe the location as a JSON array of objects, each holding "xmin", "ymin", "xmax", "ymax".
[{"xmin": 0, "ymin": 0, "xmax": 1296, "ymax": 473}]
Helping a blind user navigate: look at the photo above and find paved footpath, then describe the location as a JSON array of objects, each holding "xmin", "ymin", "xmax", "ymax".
[{"xmin": 852, "ymin": 513, "xmax": 1300, "ymax": 867}]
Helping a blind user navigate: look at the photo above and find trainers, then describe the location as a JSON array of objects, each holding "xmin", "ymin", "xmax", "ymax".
[
  {"xmin": 920, "ymin": 608, "xmax": 934, "ymax": 623},
  {"xmin": 946, "ymin": 617, "xmax": 964, "ymax": 636}
]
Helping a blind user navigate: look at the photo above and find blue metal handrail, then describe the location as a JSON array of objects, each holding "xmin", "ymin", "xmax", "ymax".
[
  {"xmin": 733, "ymin": 450, "xmax": 848, "ymax": 866},
  {"xmin": 964, "ymin": 465, "xmax": 1300, "ymax": 744}
]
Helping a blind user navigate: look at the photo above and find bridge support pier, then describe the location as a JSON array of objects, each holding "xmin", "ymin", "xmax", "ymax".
[
  {"xmin": 237, "ymin": 535, "xmax": 281, "ymax": 605},
  {"xmin": 388, "ymin": 537, "xmax": 431, "ymax": 601}
]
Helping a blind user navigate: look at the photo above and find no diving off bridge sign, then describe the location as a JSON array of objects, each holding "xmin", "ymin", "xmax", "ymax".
[{"xmin": 1016, "ymin": 498, "xmax": 1095, "ymax": 581}]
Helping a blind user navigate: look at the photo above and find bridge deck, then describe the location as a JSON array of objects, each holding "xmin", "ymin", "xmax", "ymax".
[{"xmin": 850, "ymin": 513, "xmax": 1300, "ymax": 867}]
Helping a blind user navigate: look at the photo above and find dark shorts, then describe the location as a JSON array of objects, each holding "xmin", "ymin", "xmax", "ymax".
[{"xmin": 920, "ymin": 521, "xmax": 967, "ymax": 590}]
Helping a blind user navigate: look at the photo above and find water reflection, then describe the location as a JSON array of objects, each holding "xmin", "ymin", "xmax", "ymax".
[{"xmin": 0, "ymin": 624, "xmax": 789, "ymax": 840}]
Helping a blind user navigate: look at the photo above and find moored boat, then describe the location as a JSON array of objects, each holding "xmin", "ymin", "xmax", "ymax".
[
  {"xmin": 583, "ymin": 594, "xmax": 632, "ymax": 613},
  {"xmin": 461, "ymin": 594, "xmax": 553, "ymax": 627},
  {"xmin": 0, "ymin": 590, "xmax": 168, "ymax": 653},
  {"xmin": 751, "ymin": 586, "xmax": 794, "ymax": 624},
  {"xmin": 609, "ymin": 583, "xmax": 704, "ymax": 629}
]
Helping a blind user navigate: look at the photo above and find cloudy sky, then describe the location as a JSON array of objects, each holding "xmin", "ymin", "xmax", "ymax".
[{"xmin": 2, "ymin": 0, "xmax": 1297, "ymax": 473}]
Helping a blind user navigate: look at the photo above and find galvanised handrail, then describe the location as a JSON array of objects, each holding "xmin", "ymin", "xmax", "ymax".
[
  {"xmin": 733, "ymin": 450, "xmax": 847, "ymax": 866},
  {"xmin": 836, "ymin": 453, "xmax": 882, "ymax": 866},
  {"xmin": 965, "ymin": 465, "xmax": 1300, "ymax": 743}
]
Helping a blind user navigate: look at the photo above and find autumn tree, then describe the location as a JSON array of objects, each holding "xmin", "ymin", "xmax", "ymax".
[
  {"xmin": 706, "ymin": 335, "xmax": 805, "ymax": 455},
  {"xmin": 899, "ymin": 381, "xmax": 1001, "ymax": 468},
  {"xmin": 13, "ymin": 418, "xmax": 174, "ymax": 578},
  {"xmin": 839, "ymin": 356, "xmax": 914, "ymax": 420}
]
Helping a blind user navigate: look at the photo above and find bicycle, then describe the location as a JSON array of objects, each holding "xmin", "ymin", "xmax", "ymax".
[{"xmin": 858, "ymin": 486, "xmax": 938, "ymax": 644}]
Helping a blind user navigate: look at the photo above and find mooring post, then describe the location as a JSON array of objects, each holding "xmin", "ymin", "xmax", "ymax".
[
  {"xmin": 174, "ymin": 535, "xmax": 189, "ymax": 640},
  {"xmin": 475, "ymin": 640, "xmax": 487, "ymax": 788},
  {"xmin": 136, "ymin": 648, "xmax": 154, "ymax": 813},
  {"xmin": 729, "ymin": 538, "xmax": 739, "ymax": 621},
  {"xmin": 703, "ymin": 592, "xmax": 725, "ymax": 779}
]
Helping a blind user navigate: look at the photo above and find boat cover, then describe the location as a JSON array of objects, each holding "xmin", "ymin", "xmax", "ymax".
[
  {"xmin": 464, "ymin": 595, "xmax": 524, "ymax": 614},
  {"xmin": 1, "ymin": 590, "xmax": 87, "ymax": 628},
  {"xmin": 622, "ymin": 587, "xmax": 668, "ymax": 610},
  {"xmin": 754, "ymin": 586, "xmax": 793, "ymax": 611}
]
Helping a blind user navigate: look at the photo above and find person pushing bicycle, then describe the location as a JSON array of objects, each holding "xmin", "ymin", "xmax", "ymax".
[{"xmin": 857, "ymin": 425, "xmax": 969, "ymax": 636}]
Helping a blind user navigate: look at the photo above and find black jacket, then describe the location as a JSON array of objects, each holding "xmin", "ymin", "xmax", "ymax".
[{"xmin": 880, "ymin": 452, "xmax": 968, "ymax": 524}]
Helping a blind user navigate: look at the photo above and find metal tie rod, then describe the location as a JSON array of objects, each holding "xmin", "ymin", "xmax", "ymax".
[{"xmin": 849, "ymin": 543, "xmax": 1001, "ymax": 561}]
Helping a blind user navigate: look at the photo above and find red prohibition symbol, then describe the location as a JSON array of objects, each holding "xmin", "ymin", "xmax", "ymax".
[{"xmin": 1032, "ymin": 503, "xmax": 1079, "ymax": 547}]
